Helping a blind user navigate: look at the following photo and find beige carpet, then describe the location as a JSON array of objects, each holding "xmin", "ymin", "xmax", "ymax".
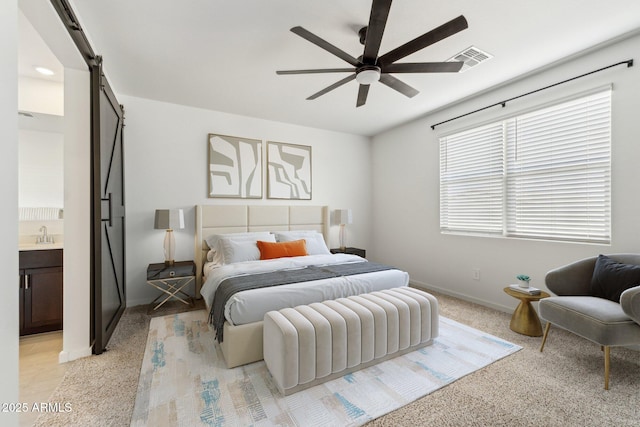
[{"xmin": 34, "ymin": 291, "xmax": 639, "ymax": 427}]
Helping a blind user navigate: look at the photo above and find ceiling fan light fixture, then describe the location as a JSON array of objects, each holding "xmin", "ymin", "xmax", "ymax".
[{"xmin": 355, "ymin": 66, "xmax": 381, "ymax": 85}]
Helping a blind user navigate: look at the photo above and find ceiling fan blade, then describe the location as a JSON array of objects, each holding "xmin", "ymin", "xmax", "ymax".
[
  {"xmin": 277, "ymin": 68, "xmax": 355, "ymax": 75},
  {"xmin": 356, "ymin": 84, "xmax": 370, "ymax": 107},
  {"xmin": 379, "ymin": 74, "xmax": 419, "ymax": 98},
  {"xmin": 378, "ymin": 15, "xmax": 468, "ymax": 67},
  {"xmin": 307, "ymin": 74, "xmax": 356, "ymax": 100},
  {"xmin": 383, "ymin": 62, "xmax": 463, "ymax": 73},
  {"xmin": 291, "ymin": 26, "xmax": 360, "ymax": 67},
  {"xmin": 362, "ymin": 0, "xmax": 393, "ymax": 64}
]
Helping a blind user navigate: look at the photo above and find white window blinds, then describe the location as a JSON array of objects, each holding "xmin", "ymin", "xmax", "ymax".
[
  {"xmin": 440, "ymin": 122, "xmax": 505, "ymax": 235},
  {"xmin": 440, "ymin": 88, "xmax": 611, "ymax": 243}
]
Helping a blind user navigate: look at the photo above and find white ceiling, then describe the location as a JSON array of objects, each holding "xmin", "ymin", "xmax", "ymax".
[
  {"xmin": 18, "ymin": 10, "xmax": 63, "ymax": 83},
  {"xmin": 27, "ymin": 0, "xmax": 640, "ymax": 136}
]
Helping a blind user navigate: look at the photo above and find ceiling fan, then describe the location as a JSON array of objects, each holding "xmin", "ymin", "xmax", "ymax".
[{"xmin": 276, "ymin": 0, "xmax": 468, "ymax": 107}]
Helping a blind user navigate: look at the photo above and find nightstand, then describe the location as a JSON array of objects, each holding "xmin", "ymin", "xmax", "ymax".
[
  {"xmin": 330, "ymin": 247, "xmax": 366, "ymax": 258},
  {"xmin": 147, "ymin": 261, "xmax": 196, "ymax": 311}
]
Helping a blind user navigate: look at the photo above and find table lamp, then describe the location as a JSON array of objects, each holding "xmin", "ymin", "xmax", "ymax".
[{"xmin": 154, "ymin": 209, "xmax": 184, "ymax": 265}]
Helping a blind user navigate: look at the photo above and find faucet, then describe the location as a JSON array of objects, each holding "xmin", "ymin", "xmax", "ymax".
[{"xmin": 36, "ymin": 226, "xmax": 53, "ymax": 244}]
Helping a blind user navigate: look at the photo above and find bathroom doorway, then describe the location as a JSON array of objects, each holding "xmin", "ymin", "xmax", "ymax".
[{"xmin": 17, "ymin": 2, "xmax": 93, "ymax": 422}]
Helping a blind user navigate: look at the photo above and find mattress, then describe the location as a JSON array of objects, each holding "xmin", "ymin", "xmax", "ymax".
[{"xmin": 200, "ymin": 253, "xmax": 409, "ymax": 326}]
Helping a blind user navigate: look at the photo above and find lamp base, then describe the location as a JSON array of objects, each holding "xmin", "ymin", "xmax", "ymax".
[
  {"xmin": 339, "ymin": 224, "xmax": 347, "ymax": 251},
  {"xmin": 163, "ymin": 229, "xmax": 176, "ymax": 266}
]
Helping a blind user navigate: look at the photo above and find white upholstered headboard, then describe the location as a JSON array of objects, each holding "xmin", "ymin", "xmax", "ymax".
[{"xmin": 194, "ymin": 205, "xmax": 329, "ymax": 294}]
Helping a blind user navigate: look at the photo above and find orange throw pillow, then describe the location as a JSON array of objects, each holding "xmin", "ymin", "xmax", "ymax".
[{"xmin": 257, "ymin": 239, "xmax": 308, "ymax": 260}]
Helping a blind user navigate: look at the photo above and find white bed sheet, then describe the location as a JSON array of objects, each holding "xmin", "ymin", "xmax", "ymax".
[
  {"xmin": 200, "ymin": 253, "xmax": 409, "ymax": 326},
  {"xmin": 203, "ymin": 261, "xmax": 219, "ymax": 279}
]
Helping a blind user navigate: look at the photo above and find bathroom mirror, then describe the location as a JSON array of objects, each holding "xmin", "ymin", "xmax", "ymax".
[{"xmin": 18, "ymin": 112, "xmax": 64, "ymax": 221}]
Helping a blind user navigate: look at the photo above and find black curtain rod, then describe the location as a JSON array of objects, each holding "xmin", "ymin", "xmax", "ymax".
[{"xmin": 430, "ymin": 59, "xmax": 633, "ymax": 130}]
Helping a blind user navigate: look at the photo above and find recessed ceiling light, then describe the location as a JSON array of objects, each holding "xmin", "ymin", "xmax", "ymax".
[{"xmin": 34, "ymin": 66, "xmax": 55, "ymax": 76}]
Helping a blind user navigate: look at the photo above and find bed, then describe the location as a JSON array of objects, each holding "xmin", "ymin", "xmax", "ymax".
[{"xmin": 195, "ymin": 204, "xmax": 410, "ymax": 368}]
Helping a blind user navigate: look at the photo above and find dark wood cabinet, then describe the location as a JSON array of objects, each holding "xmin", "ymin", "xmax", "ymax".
[{"xmin": 19, "ymin": 249, "xmax": 63, "ymax": 336}]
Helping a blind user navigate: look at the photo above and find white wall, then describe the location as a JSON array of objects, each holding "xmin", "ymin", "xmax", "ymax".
[
  {"xmin": 60, "ymin": 67, "xmax": 92, "ymax": 362},
  {"xmin": 1, "ymin": 1, "xmax": 19, "ymax": 425},
  {"xmin": 371, "ymin": 31, "xmax": 640, "ymax": 312},
  {"xmin": 18, "ymin": 76, "xmax": 64, "ymax": 116},
  {"xmin": 120, "ymin": 95, "xmax": 372, "ymax": 306}
]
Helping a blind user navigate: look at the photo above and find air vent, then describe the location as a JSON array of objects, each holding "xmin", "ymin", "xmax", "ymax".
[{"xmin": 447, "ymin": 46, "xmax": 492, "ymax": 72}]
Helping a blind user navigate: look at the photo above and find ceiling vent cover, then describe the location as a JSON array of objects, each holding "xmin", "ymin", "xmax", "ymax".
[{"xmin": 447, "ymin": 46, "xmax": 492, "ymax": 72}]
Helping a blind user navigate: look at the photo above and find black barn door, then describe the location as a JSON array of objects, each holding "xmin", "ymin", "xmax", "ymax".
[
  {"xmin": 49, "ymin": 1, "xmax": 127, "ymax": 354},
  {"xmin": 91, "ymin": 60, "xmax": 126, "ymax": 354}
]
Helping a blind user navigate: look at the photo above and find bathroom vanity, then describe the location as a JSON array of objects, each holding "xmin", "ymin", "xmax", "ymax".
[{"xmin": 19, "ymin": 248, "xmax": 63, "ymax": 336}]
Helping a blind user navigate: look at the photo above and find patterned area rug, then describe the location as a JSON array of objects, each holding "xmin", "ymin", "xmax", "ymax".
[{"xmin": 131, "ymin": 310, "xmax": 520, "ymax": 426}]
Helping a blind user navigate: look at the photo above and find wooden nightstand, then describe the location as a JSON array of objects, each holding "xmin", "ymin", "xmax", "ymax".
[
  {"xmin": 330, "ymin": 247, "xmax": 366, "ymax": 258},
  {"xmin": 147, "ymin": 261, "xmax": 196, "ymax": 311}
]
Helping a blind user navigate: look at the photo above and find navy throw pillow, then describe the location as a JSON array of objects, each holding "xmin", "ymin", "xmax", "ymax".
[{"xmin": 590, "ymin": 254, "xmax": 640, "ymax": 302}]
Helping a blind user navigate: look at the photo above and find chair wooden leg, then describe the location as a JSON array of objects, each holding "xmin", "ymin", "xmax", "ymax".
[
  {"xmin": 604, "ymin": 346, "xmax": 610, "ymax": 390},
  {"xmin": 540, "ymin": 322, "xmax": 551, "ymax": 352}
]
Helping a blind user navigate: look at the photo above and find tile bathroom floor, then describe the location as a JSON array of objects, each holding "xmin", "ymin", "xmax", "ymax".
[{"xmin": 19, "ymin": 331, "xmax": 66, "ymax": 427}]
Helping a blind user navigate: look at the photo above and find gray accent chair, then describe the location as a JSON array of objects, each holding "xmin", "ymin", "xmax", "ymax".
[{"xmin": 539, "ymin": 254, "xmax": 640, "ymax": 390}]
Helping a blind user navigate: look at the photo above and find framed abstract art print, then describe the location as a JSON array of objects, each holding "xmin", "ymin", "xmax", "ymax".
[
  {"xmin": 266, "ymin": 141, "xmax": 311, "ymax": 200},
  {"xmin": 208, "ymin": 134, "xmax": 262, "ymax": 199}
]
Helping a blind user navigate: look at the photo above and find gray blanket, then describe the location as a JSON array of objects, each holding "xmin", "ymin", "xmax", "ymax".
[{"xmin": 210, "ymin": 261, "xmax": 396, "ymax": 342}]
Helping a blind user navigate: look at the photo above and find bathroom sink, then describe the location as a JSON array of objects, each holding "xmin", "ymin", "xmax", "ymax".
[{"xmin": 19, "ymin": 242, "xmax": 63, "ymax": 251}]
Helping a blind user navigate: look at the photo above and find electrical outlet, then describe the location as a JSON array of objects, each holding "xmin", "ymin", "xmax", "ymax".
[{"xmin": 472, "ymin": 269, "xmax": 480, "ymax": 281}]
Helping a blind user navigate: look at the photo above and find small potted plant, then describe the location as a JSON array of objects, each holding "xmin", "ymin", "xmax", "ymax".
[{"xmin": 516, "ymin": 274, "xmax": 531, "ymax": 288}]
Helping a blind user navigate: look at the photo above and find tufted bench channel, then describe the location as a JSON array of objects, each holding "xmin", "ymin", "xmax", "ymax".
[{"xmin": 263, "ymin": 287, "xmax": 439, "ymax": 395}]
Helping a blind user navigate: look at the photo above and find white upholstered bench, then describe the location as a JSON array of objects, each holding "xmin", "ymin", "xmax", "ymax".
[{"xmin": 263, "ymin": 287, "xmax": 439, "ymax": 395}]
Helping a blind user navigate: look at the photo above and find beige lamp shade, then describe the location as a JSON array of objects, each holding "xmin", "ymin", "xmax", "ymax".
[
  {"xmin": 154, "ymin": 209, "xmax": 185, "ymax": 230},
  {"xmin": 336, "ymin": 209, "xmax": 353, "ymax": 225}
]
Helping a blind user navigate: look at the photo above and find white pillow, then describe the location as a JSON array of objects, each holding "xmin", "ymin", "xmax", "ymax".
[
  {"xmin": 274, "ymin": 230, "xmax": 320, "ymax": 241},
  {"xmin": 275, "ymin": 231, "xmax": 330, "ymax": 255},
  {"xmin": 218, "ymin": 234, "xmax": 277, "ymax": 264},
  {"xmin": 204, "ymin": 231, "xmax": 273, "ymax": 251}
]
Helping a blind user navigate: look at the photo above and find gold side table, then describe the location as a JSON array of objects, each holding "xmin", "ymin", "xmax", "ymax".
[{"xmin": 503, "ymin": 287, "xmax": 550, "ymax": 336}]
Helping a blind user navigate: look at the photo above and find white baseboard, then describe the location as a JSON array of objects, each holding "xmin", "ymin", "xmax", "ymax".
[
  {"xmin": 59, "ymin": 346, "xmax": 92, "ymax": 364},
  {"xmin": 409, "ymin": 280, "xmax": 512, "ymax": 314}
]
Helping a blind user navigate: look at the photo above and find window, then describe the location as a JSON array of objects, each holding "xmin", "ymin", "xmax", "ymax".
[{"xmin": 440, "ymin": 88, "xmax": 611, "ymax": 243}]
